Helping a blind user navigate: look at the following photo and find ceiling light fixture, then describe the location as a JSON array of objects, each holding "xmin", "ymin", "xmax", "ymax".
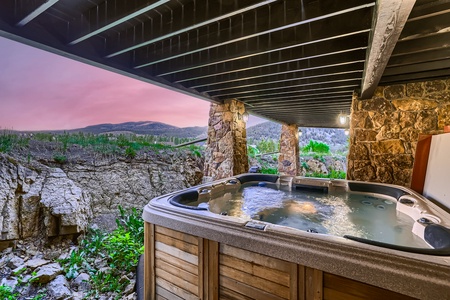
[
  {"xmin": 339, "ymin": 113, "xmax": 348, "ymax": 125},
  {"xmin": 242, "ymin": 112, "xmax": 249, "ymax": 123}
]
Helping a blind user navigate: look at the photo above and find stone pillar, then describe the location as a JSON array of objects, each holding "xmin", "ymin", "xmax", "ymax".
[
  {"xmin": 203, "ymin": 99, "xmax": 249, "ymax": 181},
  {"xmin": 347, "ymin": 79, "xmax": 450, "ymax": 187},
  {"xmin": 278, "ymin": 124, "xmax": 300, "ymax": 176}
]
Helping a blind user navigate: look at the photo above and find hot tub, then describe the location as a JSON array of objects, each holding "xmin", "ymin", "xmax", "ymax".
[{"xmin": 142, "ymin": 174, "xmax": 450, "ymax": 300}]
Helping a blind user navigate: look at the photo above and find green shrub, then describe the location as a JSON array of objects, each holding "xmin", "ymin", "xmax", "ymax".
[
  {"xmin": 260, "ymin": 167, "xmax": 278, "ymax": 174},
  {"xmin": 125, "ymin": 146, "xmax": 137, "ymax": 158},
  {"xmin": 247, "ymin": 145, "xmax": 259, "ymax": 158},
  {"xmin": 302, "ymin": 140, "xmax": 330, "ymax": 154},
  {"xmin": 329, "ymin": 169, "xmax": 346, "ymax": 179},
  {"xmin": 304, "ymin": 169, "xmax": 346, "ymax": 179},
  {"xmin": 189, "ymin": 145, "xmax": 203, "ymax": 158},
  {"xmin": 0, "ymin": 285, "xmax": 17, "ymax": 300},
  {"xmin": 60, "ymin": 207, "xmax": 144, "ymax": 299},
  {"xmin": 0, "ymin": 132, "xmax": 29, "ymax": 153},
  {"xmin": 53, "ymin": 154, "xmax": 67, "ymax": 164}
]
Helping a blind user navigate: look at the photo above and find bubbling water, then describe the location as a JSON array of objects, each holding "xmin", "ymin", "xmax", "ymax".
[{"xmin": 207, "ymin": 183, "xmax": 429, "ymax": 248}]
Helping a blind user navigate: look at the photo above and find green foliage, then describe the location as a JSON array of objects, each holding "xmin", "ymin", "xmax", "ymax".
[
  {"xmin": 31, "ymin": 292, "xmax": 46, "ymax": 300},
  {"xmin": 0, "ymin": 285, "xmax": 17, "ymax": 300},
  {"xmin": 301, "ymin": 162, "xmax": 309, "ymax": 170},
  {"xmin": 304, "ymin": 169, "xmax": 346, "ymax": 179},
  {"xmin": 0, "ymin": 131, "xmax": 29, "ymax": 153},
  {"xmin": 329, "ymin": 169, "xmax": 346, "ymax": 179},
  {"xmin": 188, "ymin": 145, "xmax": 203, "ymax": 158},
  {"xmin": 255, "ymin": 139, "xmax": 279, "ymax": 154},
  {"xmin": 125, "ymin": 146, "xmax": 137, "ymax": 159},
  {"xmin": 260, "ymin": 167, "xmax": 278, "ymax": 174},
  {"xmin": 302, "ymin": 140, "xmax": 330, "ymax": 154},
  {"xmin": 247, "ymin": 145, "xmax": 259, "ymax": 158},
  {"xmin": 0, "ymin": 131, "xmax": 178, "ymax": 159},
  {"xmin": 60, "ymin": 207, "xmax": 144, "ymax": 298},
  {"xmin": 53, "ymin": 154, "xmax": 68, "ymax": 164}
]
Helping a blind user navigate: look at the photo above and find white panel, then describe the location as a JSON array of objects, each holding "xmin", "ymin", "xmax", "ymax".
[{"xmin": 423, "ymin": 133, "xmax": 450, "ymax": 209}]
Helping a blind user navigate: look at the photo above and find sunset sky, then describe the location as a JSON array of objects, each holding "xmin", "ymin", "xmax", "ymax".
[{"xmin": 0, "ymin": 37, "xmax": 265, "ymax": 131}]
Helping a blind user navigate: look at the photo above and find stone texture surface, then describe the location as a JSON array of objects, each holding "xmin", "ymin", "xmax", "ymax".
[
  {"xmin": 48, "ymin": 275, "xmax": 72, "ymax": 299},
  {"xmin": 348, "ymin": 79, "xmax": 450, "ymax": 186},
  {"xmin": 33, "ymin": 262, "xmax": 62, "ymax": 284},
  {"xmin": 0, "ymin": 154, "xmax": 92, "ymax": 244},
  {"xmin": 278, "ymin": 124, "xmax": 300, "ymax": 176},
  {"xmin": 61, "ymin": 152, "xmax": 203, "ymax": 215},
  {"xmin": 204, "ymin": 99, "xmax": 249, "ymax": 180},
  {"xmin": 0, "ymin": 149, "xmax": 203, "ymax": 246},
  {"xmin": 0, "ymin": 240, "xmax": 137, "ymax": 300}
]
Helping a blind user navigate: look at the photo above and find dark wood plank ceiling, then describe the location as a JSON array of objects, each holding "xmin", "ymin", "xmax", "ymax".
[{"xmin": 0, "ymin": 0, "xmax": 449, "ymax": 128}]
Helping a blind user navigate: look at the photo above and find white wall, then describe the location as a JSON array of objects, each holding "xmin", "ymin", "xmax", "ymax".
[{"xmin": 423, "ymin": 133, "xmax": 450, "ymax": 209}]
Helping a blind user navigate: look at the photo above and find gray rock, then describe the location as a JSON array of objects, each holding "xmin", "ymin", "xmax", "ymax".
[
  {"xmin": 123, "ymin": 279, "xmax": 136, "ymax": 295},
  {"xmin": 72, "ymin": 291, "xmax": 85, "ymax": 300},
  {"xmin": 2, "ymin": 247, "xmax": 13, "ymax": 255},
  {"xmin": 21, "ymin": 274, "xmax": 32, "ymax": 284},
  {"xmin": 0, "ymin": 277, "xmax": 18, "ymax": 289},
  {"xmin": 0, "ymin": 255, "xmax": 9, "ymax": 268},
  {"xmin": 40, "ymin": 168, "xmax": 92, "ymax": 237},
  {"xmin": 1, "ymin": 149, "xmax": 202, "ymax": 246},
  {"xmin": 48, "ymin": 275, "xmax": 73, "ymax": 300},
  {"xmin": 72, "ymin": 273, "xmax": 90, "ymax": 291},
  {"xmin": 12, "ymin": 264, "xmax": 27, "ymax": 275},
  {"xmin": 124, "ymin": 292, "xmax": 137, "ymax": 300},
  {"xmin": 33, "ymin": 262, "xmax": 62, "ymax": 284},
  {"xmin": 27, "ymin": 258, "xmax": 50, "ymax": 269},
  {"xmin": 7, "ymin": 255, "xmax": 24, "ymax": 268},
  {"xmin": 0, "ymin": 154, "xmax": 92, "ymax": 244}
]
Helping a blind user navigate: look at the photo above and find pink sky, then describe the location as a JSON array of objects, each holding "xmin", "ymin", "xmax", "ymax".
[{"xmin": 0, "ymin": 37, "xmax": 218, "ymax": 131}]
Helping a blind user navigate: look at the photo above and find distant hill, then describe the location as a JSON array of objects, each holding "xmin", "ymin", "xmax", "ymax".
[
  {"xmin": 17, "ymin": 120, "xmax": 347, "ymax": 150},
  {"xmin": 247, "ymin": 121, "xmax": 348, "ymax": 151},
  {"xmin": 63, "ymin": 121, "xmax": 207, "ymax": 139}
]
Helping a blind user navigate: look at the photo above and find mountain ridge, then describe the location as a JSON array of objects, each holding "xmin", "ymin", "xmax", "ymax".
[{"xmin": 44, "ymin": 121, "xmax": 207, "ymax": 139}]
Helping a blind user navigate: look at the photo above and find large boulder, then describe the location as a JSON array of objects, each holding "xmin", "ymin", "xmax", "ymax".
[{"xmin": 0, "ymin": 154, "xmax": 92, "ymax": 248}]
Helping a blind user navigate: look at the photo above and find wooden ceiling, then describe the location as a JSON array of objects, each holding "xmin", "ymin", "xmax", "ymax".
[{"xmin": 0, "ymin": 0, "xmax": 449, "ymax": 127}]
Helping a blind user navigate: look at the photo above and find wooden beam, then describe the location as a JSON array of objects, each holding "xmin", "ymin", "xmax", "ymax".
[
  {"xmin": 360, "ymin": 0, "xmax": 416, "ymax": 99},
  {"xmin": 69, "ymin": 0, "xmax": 170, "ymax": 45},
  {"xmin": 16, "ymin": 0, "xmax": 59, "ymax": 27}
]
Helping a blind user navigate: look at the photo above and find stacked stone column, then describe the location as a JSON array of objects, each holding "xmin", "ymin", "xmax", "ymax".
[
  {"xmin": 203, "ymin": 99, "xmax": 249, "ymax": 181},
  {"xmin": 278, "ymin": 124, "xmax": 300, "ymax": 176}
]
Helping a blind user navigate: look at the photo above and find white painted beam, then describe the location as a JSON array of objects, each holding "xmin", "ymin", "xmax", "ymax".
[
  {"xmin": 360, "ymin": 0, "xmax": 416, "ymax": 99},
  {"xmin": 16, "ymin": 0, "xmax": 59, "ymax": 27},
  {"xmin": 68, "ymin": 0, "xmax": 170, "ymax": 46}
]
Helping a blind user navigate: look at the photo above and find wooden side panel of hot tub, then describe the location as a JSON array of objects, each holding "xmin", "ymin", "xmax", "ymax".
[{"xmin": 144, "ymin": 224, "xmax": 416, "ymax": 300}]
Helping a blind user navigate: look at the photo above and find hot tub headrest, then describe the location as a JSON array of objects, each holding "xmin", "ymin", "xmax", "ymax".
[
  {"xmin": 348, "ymin": 182, "xmax": 407, "ymax": 199},
  {"xmin": 425, "ymin": 224, "xmax": 450, "ymax": 250},
  {"xmin": 169, "ymin": 189, "xmax": 205, "ymax": 210},
  {"xmin": 236, "ymin": 174, "xmax": 279, "ymax": 184}
]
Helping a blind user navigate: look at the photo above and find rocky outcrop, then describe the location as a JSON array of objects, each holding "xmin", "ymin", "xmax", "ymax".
[
  {"xmin": 348, "ymin": 79, "xmax": 450, "ymax": 186},
  {"xmin": 0, "ymin": 149, "xmax": 203, "ymax": 248},
  {"xmin": 0, "ymin": 154, "xmax": 92, "ymax": 248},
  {"xmin": 59, "ymin": 152, "xmax": 203, "ymax": 215}
]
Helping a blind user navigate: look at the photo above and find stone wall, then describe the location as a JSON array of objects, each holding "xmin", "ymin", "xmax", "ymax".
[
  {"xmin": 204, "ymin": 99, "xmax": 249, "ymax": 180},
  {"xmin": 278, "ymin": 124, "xmax": 300, "ymax": 176},
  {"xmin": 347, "ymin": 79, "xmax": 450, "ymax": 186}
]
